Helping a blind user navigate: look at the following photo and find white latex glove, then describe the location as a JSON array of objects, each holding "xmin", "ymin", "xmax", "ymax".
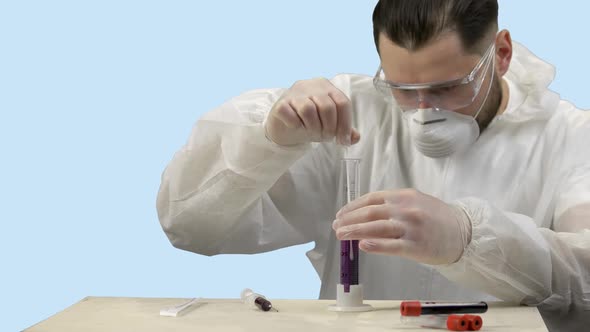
[
  {"xmin": 332, "ymin": 189, "xmax": 472, "ymax": 265},
  {"xmin": 264, "ymin": 78, "xmax": 361, "ymax": 147}
]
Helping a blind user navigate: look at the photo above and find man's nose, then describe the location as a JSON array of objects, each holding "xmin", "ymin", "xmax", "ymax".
[{"xmin": 416, "ymin": 91, "xmax": 432, "ymax": 109}]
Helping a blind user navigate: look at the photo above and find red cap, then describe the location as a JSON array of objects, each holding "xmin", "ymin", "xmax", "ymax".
[
  {"xmin": 464, "ymin": 315, "xmax": 483, "ymax": 331},
  {"xmin": 446, "ymin": 315, "xmax": 469, "ymax": 331},
  {"xmin": 400, "ymin": 301, "xmax": 422, "ymax": 316}
]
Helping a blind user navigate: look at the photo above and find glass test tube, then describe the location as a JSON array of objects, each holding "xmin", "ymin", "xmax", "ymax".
[{"xmin": 340, "ymin": 158, "xmax": 360, "ymax": 293}]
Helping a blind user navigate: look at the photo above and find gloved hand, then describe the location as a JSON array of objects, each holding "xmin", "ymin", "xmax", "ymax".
[
  {"xmin": 264, "ymin": 78, "xmax": 361, "ymax": 147},
  {"xmin": 332, "ymin": 189, "xmax": 472, "ymax": 265}
]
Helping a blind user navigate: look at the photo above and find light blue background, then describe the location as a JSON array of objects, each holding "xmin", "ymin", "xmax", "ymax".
[{"xmin": 1, "ymin": 1, "xmax": 588, "ymax": 331}]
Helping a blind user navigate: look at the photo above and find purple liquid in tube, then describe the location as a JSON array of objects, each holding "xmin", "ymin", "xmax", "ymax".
[
  {"xmin": 340, "ymin": 240, "xmax": 359, "ymax": 292},
  {"xmin": 340, "ymin": 159, "xmax": 360, "ymax": 293}
]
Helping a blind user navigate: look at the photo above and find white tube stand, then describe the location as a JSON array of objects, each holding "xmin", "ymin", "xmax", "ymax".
[{"xmin": 328, "ymin": 284, "xmax": 373, "ymax": 312}]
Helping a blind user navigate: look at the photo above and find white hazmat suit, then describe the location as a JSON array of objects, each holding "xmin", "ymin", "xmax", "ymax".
[{"xmin": 157, "ymin": 42, "xmax": 590, "ymax": 331}]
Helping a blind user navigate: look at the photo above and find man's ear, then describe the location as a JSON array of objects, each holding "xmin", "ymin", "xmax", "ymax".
[{"xmin": 495, "ymin": 30, "xmax": 513, "ymax": 76}]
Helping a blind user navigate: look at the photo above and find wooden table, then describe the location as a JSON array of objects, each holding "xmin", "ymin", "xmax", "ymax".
[{"xmin": 23, "ymin": 297, "xmax": 548, "ymax": 331}]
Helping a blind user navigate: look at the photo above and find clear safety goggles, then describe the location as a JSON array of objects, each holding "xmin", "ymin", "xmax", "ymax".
[{"xmin": 373, "ymin": 43, "xmax": 495, "ymax": 111}]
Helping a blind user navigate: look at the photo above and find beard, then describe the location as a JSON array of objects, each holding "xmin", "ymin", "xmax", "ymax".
[{"xmin": 475, "ymin": 75, "xmax": 503, "ymax": 133}]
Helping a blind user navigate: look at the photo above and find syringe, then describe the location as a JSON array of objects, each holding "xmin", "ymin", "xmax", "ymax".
[{"xmin": 241, "ymin": 288, "xmax": 278, "ymax": 312}]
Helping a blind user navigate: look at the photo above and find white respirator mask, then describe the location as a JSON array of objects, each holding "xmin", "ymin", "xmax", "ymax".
[{"xmin": 374, "ymin": 41, "xmax": 497, "ymax": 158}]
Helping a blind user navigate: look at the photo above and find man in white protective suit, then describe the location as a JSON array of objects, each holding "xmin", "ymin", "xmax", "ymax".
[{"xmin": 156, "ymin": 1, "xmax": 590, "ymax": 330}]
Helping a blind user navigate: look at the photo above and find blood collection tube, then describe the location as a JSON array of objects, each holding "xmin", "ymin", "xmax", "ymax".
[
  {"xmin": 401, "ymin": 314, "xmax": 483, "ymax": 331},
  {"xmin": 401, "ymin": 301, "xmax": 488, "ymax": 316}
]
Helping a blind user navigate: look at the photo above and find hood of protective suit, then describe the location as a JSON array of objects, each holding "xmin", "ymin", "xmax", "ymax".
[{"xmin": 497, "ymin": 42, "xmax": 560, "ymax": 123}]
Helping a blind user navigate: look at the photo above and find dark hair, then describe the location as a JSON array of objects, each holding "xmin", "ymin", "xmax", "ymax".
[{"xmin": 372, "ymin": 0, "xmax": 498, "ymax": 54}]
